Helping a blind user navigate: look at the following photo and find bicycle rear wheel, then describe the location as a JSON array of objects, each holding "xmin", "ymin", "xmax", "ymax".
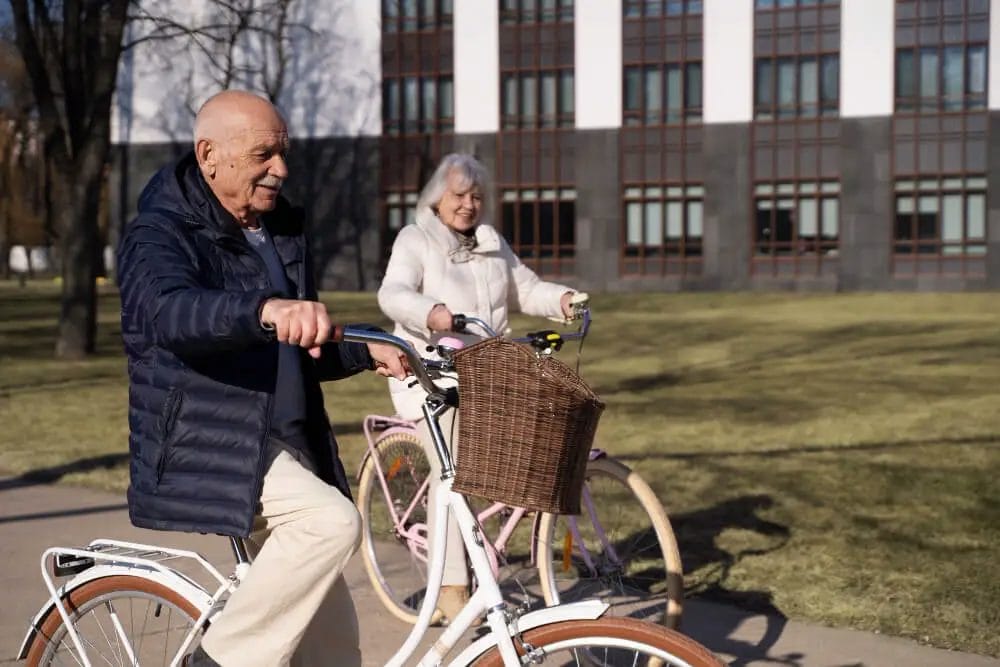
[
  {"xmin": 358, "ymin": 430, "xmax": 443, "ymax": 624},
  {"xmin": 25, "ymin": 575, "xmax": 202, "ymax": 667},
  {"xmin": 470, "ymin": 617, "xmax": 724, "ymax": 666},
  {"xmin": 536, "ymin": 457, "xmax": 684, "ymax": 629}
]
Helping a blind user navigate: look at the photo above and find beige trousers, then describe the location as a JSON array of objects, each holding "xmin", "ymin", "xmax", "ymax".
[{"xmin": 200, "ymin": 449, "xmax": 363, "ymax": 667}]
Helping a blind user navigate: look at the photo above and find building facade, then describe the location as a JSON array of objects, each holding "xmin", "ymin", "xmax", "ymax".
[{"xmin": 110, "ymin": 0, "xmax": 1000, "ymax": 291}]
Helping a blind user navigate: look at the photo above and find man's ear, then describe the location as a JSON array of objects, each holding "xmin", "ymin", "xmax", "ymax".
[{"xmin": 195, "ymin": 138, "xmax": 216, "ymax": 178}]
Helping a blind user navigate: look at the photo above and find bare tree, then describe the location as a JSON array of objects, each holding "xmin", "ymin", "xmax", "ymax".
[
  {"xmin": 0, "ymin": 34, "xmax": 45, "ymax": 281},
  {"xmin": 5, "ymin": 0, "xmax": 313, "ymax": 357},
  {"xmin": 7, "ymin": 0, "xmax": 128, "ymax": 357}
]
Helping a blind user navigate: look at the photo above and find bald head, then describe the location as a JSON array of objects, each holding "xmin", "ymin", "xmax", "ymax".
[
  {"xmin": 193, "ymin": 90, "xmax": 290, "ymax": 228},
  {"xmin": 194, "ymin": 90, "xmax": 286, "ymax": 146}
]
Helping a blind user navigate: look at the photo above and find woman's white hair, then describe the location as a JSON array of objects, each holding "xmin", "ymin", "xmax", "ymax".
[{"xmin": 416, "ymin": 153, "xmax": 492, "ymax": 223}]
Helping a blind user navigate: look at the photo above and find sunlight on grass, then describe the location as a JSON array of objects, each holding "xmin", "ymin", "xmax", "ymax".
[{"xmin": 1, "ymin": 283, "xmax": 998, "ymax": 655}]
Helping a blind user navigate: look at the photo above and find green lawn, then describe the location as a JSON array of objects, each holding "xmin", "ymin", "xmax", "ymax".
[{"xmin": 1, "ymin": 283, "xmax": 998, "ymax": 656}]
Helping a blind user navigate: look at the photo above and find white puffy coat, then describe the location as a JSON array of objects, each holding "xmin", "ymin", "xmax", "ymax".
[{"xmin": 377, "ymin": 210, "xmax": 572, "ymax": 418}]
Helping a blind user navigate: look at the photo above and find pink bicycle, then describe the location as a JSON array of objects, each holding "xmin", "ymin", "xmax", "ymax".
[{"xmin": 355, "ymin": 307, "xmax": 684, "ymax": 630}]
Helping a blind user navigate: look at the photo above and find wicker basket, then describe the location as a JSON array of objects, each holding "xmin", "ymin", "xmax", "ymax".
[{"xmin": 451, "ymin": 337, "xmax": 604, "ymax": 515}]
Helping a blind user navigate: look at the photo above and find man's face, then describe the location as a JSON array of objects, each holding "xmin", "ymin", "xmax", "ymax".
[{"xmin": 213, "ymin": 126, "xmax": 289, "ymax": 220}]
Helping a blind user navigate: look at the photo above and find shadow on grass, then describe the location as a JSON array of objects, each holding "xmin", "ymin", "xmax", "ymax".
[
  {"xmin": 671, "ymin": 495, "xmax": 796, "ymax": 666},
  {"xmin": 0, "ymin": 453, "xmax": 129, "ymax": 491},
  {"xmin": 614, "ymin": 433, "xmax": 1000, "ymax": 462},
  {"xmin": 544, "ymin": 493, "xmax": 800, "ymax": 664}
]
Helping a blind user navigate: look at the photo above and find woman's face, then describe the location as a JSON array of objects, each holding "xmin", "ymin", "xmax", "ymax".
[{"xmin": 435, "ymin": 169, "xmax": 483, "ymax": 234}]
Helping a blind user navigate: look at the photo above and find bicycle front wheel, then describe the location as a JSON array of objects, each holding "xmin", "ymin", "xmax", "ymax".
[
  {"xmin": 25, "ymin": 574, "xmax": 202, "ymax": 667},
  {"xmin": 536, "ymin": 457, "xmax": 684, "ymax": 629},
  {"xmin": 470, "ymin": 617, "xmax": 724, "ymax": 666},
  {"xmin": 358, "ymin": 430, "xmax": 443, "ymax": 625}
]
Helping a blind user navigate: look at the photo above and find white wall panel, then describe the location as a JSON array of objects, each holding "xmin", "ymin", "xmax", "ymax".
[
  {"xmin": 841, "ymin": 0, "xmax": 894, "ymax": 117},
  {"xmin": 575, "ymin": 0, "xmax": 622, "ymax": 129},
  {"xmin": 703, "ymin": 0, "xmax": 754, "ymax": 124},
  {"xmin": 112, "ymin": 0, "xmax": 381, "ymax": 144},
  {"xmin": 454, "ymin": 0, "xmax": 500, "ymax": 134}
]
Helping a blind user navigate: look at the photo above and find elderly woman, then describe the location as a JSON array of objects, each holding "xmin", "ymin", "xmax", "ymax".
[{"xmin": 377, "ymin": 153, "xmax": 577, "ymax": 622}]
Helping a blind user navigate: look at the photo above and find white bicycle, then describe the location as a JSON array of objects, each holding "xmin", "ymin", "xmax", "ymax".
[{"xmin": 17, "ymin": 326, "xmax": 723, "ymax": 667}]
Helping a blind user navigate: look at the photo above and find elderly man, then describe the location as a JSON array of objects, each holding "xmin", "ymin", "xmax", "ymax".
[{"xmin": 117, "ymin": 90, "xmax": 406, "ymax": 667}]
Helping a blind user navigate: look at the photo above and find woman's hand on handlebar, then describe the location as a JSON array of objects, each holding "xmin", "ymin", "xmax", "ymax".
[
  {"xmin": 560, "ymin": 291, "xmax": 589, "ymax": 320},
  {"xmin": 426, "ymin": 303, "xmax": 454, "ymax": 332}
]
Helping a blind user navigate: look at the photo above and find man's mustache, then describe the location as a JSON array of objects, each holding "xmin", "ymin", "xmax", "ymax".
[{"xmin": 257, "ymin": 176, "xmax": 283, "ymax": 189}]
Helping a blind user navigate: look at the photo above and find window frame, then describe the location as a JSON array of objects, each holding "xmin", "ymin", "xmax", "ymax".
[
  {"xmin": 499, "ymin": 187, "xmax": 577, "ymax": 276},
  {"xmin": 892, "ymin": 176, "xmax": 987, "ymax": 276}
]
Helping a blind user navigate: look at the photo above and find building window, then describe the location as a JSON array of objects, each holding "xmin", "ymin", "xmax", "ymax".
[
  {"xmin": 755, "ymin": 0, "xmax": 837, "ymax": 8},
  {"xmin": 622, "ymin": 185, "xmax": 703, "ymax": 276},
  {"xmin": 500, "ymin": 0, "xmax": 573, "ymax": 24},
  {"xmin": 383, "ymin": 191, "xmax": 419, "ymax": 253},
  {"xmin": 623, "ymin": 63, "xmax": 702, "ymax": 125},
  {"xmin": 895, "ymin": 45, "xmax": 987, "ymax": 112},
  {"xmin": 383, "ymin": 75, "xmax": 454, "ymax": 135},
  {"xmin": 754, "ymin": 181, "xmax": 839, "ymax": 271},
  {"xmin": 623, "ymin": 0, "xmax": 702, "ymax": 16},
  {"xmin": 501, "ymin": 70, "xmax": 574, "ymax": 129},
  {"xmin": 894, "ymin": 177, "xmax": 986, "ymax": 259},
  {"xmin": 382, "ymin": 0, "xmax": 453, "ymax": 32},
  {"xmin": 754, "ymin": 55, "xmax": 839, "ymax": 119},
  {"xmin": 500, "ymin": 188, "xmax": 576, "ymax": 275}
]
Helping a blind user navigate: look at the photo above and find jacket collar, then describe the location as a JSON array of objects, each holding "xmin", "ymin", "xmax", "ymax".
[
  {"xmin": 140, "ymin": 151, "xmax": 302, "ymax": 246},
  {"xmin": 415, "ymin": 208, "xmax": 501, "ymax": 263}
]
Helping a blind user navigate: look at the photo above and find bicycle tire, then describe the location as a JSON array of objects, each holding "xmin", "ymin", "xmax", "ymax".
[
  {"xmin": 470, "ymin": 617, "xmax": 724, "ymax": 666},
  {"xmin": 536, "ymin": 457, "xmax": 684, "ymax": 629},
  {"xmin": 25, "ymin": 574, "xmax": 202, "ymax": 667},
  {"xmin": 358, "ymin": 430, "xmax": 443, "ymax": 625}
]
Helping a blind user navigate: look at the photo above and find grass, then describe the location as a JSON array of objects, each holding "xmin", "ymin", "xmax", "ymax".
[{"xmin": 1, "ymin": 283, "xmax": 998, "ymax": 656}]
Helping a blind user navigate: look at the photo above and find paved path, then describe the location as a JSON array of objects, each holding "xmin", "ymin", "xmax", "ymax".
[{"xmin": 1, "ymin": 477, "xmax": 997, "ymax": 667}]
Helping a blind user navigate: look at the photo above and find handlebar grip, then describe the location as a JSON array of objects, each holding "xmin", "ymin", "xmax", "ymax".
[{"xmin": 452, "ymin": 313, "xmax": 468, "ymax": 332}]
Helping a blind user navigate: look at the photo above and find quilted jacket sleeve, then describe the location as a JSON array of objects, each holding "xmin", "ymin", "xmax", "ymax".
[
  {"xmin": 118, "ymin": 216, "xmax": 280, "ymax": 356},
  {"xmin": 377, "ymin": 224, "xmax": 442, "ymax": 333}
]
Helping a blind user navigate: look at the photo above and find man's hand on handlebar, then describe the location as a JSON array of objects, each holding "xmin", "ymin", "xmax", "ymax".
[
  {"xmin": 368, "ymin": 343, "xmax": 409, "ymax": 380},
  {"xmin": 260, "ymin": 298, "xmax": 333, "ymax": 359}
]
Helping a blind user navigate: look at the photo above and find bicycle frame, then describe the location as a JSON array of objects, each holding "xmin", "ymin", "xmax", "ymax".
[
  {"xmin": 344, "ymin": 327, "xmax": 610, "ymax": 666},
  {"xmin": 363, "ymin": 413, "xmax": 625, "ymax": 584},
  {"xmin": 385, "ymin": 431, "xmax": 609, "ymax": 666},
  {"xmin": 22, "ymin": 325, "xmax": 612, "ymax": 667}
]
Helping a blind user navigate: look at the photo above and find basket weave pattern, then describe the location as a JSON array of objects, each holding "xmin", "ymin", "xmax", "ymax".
[{"xmin": 451, "ymin": 337, "xmax": 605, "ymax": 515}]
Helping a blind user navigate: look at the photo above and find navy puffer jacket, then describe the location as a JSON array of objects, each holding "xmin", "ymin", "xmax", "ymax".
[{"xmin": 118, "ymin": 152, "xmax": 372, "ymax": 537}]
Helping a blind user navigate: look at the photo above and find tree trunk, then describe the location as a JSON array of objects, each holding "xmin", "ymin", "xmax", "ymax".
[{"xmin": 53, "ymin": 162, "xmax": 102, "ymax": 359}]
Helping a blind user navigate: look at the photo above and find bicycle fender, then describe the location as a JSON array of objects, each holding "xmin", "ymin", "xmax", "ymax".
[
  {"xmin": 446, "ymin": 599, "xmax": 609, "ymax": 666},
  {"xmin": 16, "ymin": 564, "xmax": 212, "ymax": 659}
]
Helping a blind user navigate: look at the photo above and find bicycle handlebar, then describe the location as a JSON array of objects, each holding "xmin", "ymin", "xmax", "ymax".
[
  {"xmin": 330, "ymin": 294, "xmax": 592, "ymax": 395},
  {"xmin": 331, "ymin": 325, "xmax": 445, "ymax": 396},
  {"xmin": 452, "ymin": 307, "xmax": 591, "ymax": 348}
]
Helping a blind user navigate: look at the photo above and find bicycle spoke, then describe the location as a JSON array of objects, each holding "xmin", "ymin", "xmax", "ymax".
[{"xmin": 29, "ymin": 579, "xmax": 200, "ymax": 667}]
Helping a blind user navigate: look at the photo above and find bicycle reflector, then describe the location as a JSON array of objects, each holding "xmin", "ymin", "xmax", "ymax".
[{"xmin": 53, "ymin": 552, "xmax": 96, "ymax": 577}]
